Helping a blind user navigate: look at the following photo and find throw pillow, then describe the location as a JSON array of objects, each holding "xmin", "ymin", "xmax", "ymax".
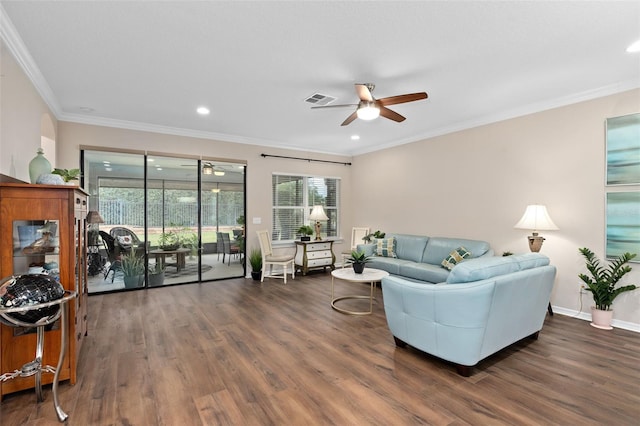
[
  {"xmin": 441, "ymin": 246, "xmax": 471, "ymax": 270},
  {"xmin": 117, "ymin": 235, "xmax": 132, "ymax": 247},
  {"xmin": 375, "ymin": 237, "xmax": 397, "ymax": 258}
]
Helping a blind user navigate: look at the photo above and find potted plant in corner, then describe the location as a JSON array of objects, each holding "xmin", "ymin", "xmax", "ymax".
[
  {"xmin": 346, "ymin": 250, "xmax": 371, "ymax": 274},
  {"xmin": 122, "ymin": 250, "xmax": 145, "ymax": 289},
  {"xmin": 578, "ymin": 247, "xmax": 637, "ymax": 330},
  {"xmin": 297, "ymin": 225, "xmax": 314, "ymax": 241},
  {"xmin": 148, "ymin": 262, "xmax": 165, "ymax": 287},
  {"xmin": 249, "ymin": 248, "xmax": 262, "ymax": 281}
]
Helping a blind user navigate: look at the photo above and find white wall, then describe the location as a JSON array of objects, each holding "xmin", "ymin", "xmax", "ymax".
[
  {"xmin": 352, "ymin": 89, "xmax": 640, "ymax": 329},
  {"xmin": 0, "ymin": 39, "xmax": 57, "ymax": 180}
]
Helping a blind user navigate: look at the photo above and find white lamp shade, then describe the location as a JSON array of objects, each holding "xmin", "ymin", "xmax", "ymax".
[
  {"xmin": 309, "ymin": 205, "xmax": 329, "ymax": 221},
  {"xmin": 514, "ymin": 205, "xmax": 559, "ymax": 231}
]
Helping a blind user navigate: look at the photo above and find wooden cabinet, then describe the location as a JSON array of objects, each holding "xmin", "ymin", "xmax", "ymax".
[
  {"xmin": 0, "ymin": 183, "xmax": 88, "ymax": 399},
  {"xmin": 294, "ymin": 240, "xmax": 335, "ymax": 275}
]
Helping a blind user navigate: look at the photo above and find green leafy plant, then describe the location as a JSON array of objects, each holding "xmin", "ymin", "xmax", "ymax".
[
  {"xmin": 158, "ymin": 231, "xmax": 180, "ymax": 250},
  {"xmin": 236, "ymin": 215, "xmax": 245, "ymax": 226},
  {"xmin": 578, "ymin": 247, "xmax": 637, "ymax": 311},
  {"xmin": 363, "ymin": 230, "xmax": 386, "ymax": 243},
  {"xmin": 346, "ymin": 250, "xmax": 371, "ymax": 265},
  {"xmin": 52, "ymin": 168, "xmax": 80, "ymax": 182},
  {"xmin": 297, "ymin": 225, "xmax": 314, "ymax": 236},
  {"xmin": 149, "ymin": 261, "xmax": 165, "ymax": 275},
  {"xmin": 249, "ymin": 248, "xmax": 262, "ymax": 272},
  {"xmin": 121, "ymin": 251, "xmax": 145, "ymax": 277}
]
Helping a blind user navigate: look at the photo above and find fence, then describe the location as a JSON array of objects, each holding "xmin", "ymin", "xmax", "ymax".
[{"xmin": 99, "ymin": 200, "xmax": 243, "ymax": 228}]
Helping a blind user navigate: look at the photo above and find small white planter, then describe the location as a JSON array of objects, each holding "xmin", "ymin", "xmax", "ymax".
[{"xmin": 590, "ymin": 307, "xmax": 613, "ymax": 330}]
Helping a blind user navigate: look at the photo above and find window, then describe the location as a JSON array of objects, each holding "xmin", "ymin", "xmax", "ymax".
[{"xmin": 272, "ymin": 174, "xmax": 339, "ymax": 241}]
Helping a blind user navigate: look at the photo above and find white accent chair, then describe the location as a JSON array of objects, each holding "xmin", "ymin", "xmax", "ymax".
[
  {"xmin": 342, "ymin": 227, "xmax": 370, "ymax": 267},
  {"xmin": 257, "ymin": 230, "xmax": 295, "ymax": 284}
]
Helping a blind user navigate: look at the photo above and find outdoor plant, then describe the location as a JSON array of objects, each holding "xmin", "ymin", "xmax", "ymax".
[
  {"xmin": 52, "ymin": 168, "xmax": 80, "ymax": 182},
  {"xmin": 363, "ymin": 230, "xmax": 386, "ymax": 243},
  {"xmin": 149, "ymin": 261, "xmax": 165, "ymax": 275},
  {"xmin": 121, "ymin": 251, "xmax": 145, "ymax": 277},
  {"xmin": 158, "ymin": 231, "xmax": 180, "ymax": 250},
  {"xmin": 578, "ymin": 247, "xmax": 637, "ymax": 311}
]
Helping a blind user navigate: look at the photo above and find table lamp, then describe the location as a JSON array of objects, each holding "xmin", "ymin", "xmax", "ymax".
[
  {"xmin": 514, "ymin": 205, "xmax": 558, "ymax": 252},
  {"xmin": 309, "ymin": 205, "xmax": 329, "ymax": 241}
]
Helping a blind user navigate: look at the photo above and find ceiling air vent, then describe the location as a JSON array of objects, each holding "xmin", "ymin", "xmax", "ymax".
[{"xmin": 304, "ymin": 93, "xmax": 336, "ymax": 106}]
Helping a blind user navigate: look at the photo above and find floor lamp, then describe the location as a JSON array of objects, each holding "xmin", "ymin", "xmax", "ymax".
[{"xmin": 514, "ymin": 204, "xmax": 558, "ymax": 315}]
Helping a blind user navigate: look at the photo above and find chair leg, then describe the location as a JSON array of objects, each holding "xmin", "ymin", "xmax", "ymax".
[{"xmin": 283, "ymin": 265, "xmax": 287, "ymax": 284}]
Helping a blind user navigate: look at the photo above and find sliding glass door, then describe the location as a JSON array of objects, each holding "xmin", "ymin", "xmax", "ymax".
[{"xmin": 83, "ymin": 149, "xmax": 245, "ymax": 294}]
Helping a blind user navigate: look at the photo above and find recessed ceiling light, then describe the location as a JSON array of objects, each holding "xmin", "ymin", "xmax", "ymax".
[
  {"xmin": 351, "ymin": 135, "xmax": 360, "ymax": 140},
  {"xmin": 156, "ymin": 168, "xmax": 163, "ymax": 171},
  {"xmin": 626, "ymin": 39, "xmax": 640, "ymax": 53},
  {"xmin": 103, "ymin": 161, "xmax": 110, "ymax": 164},
  {"xmin": 147, "ymin": 158, "xmax": 154, "ymax": 162},
  {"xmin": 105, "ymin": 167, "xmax": 112, "ymax": 172},
  {"xmin": 197, "ymin": 106, "xmax": 210, "ymax": 115}
]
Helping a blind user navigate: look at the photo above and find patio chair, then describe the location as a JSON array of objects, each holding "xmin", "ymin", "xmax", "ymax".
[
  {"xmin": 100, "ymin": 231, "xmax": 122, "ymax": 282},
  {"xmin": 220, "ymin": 232, "xmax": 240, "ymax": 265},
  {"xmin": 256, "ymin": 230, "xmax": 295, "ymax": 284}
]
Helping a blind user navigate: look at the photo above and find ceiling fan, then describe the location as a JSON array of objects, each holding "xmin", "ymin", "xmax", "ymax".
[{"xmin": 312, "ymin": 83, "xmax": 428, "ymax": 126}]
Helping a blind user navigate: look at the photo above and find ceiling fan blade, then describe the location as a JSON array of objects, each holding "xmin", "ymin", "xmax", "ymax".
[
  {"xmin": 378, "ymin": 92, "xmax": 428, "ymax": 107},
  {"xmin": 355, "ymin": 84, "xmax": 374, "ymax": 102},
  {"xmin": 341, "ymin": 111, "xmax": 358, "ymax": 126},
  {"xmin": 379, "ymin": 106, "xmax": 406, "ymax": 122},
  {"xmin": 311, "ymin": 103, "xmax": 358, "ymax": 109}
]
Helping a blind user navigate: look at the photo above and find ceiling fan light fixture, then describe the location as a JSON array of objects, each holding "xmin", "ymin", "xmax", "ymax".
[
  {"xmin": 202, "ymin": 163, "xmax": 213, "ymax": 175},
  {"xmin": 356, "ymin": 102, "xmax": 380, "ymax": 121},
  {"xmin": 214, "ymin": 170, "xmax": 225, "ymax": 176}
]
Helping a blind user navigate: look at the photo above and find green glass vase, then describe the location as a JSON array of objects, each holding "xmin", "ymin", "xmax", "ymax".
[{"xmin": 28, "ymin": 148, "xmax": 52, "ymax": 183}]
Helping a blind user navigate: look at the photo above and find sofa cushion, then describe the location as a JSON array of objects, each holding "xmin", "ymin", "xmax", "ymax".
[
  {"xmin": 374, "ymin": 237, "xmax": 397, "ymax": 258},
  {"xmin": 399, "ymin": 262, "xmax": 450, "ymax": 283},
  {"xmin": 422, "ymin": 237, "xmax": 490, "ymax": 265},
  {"xmin": 441, "ymin": 246, "xmax": 471, "ymax": 270},
  {"xmin": 367, "ymin": 257, "xmax": 412, "ymax": 275},
  {"xmin": 446, "ymin": 253, "xmax": 550, "ymax": 284},
  {"xmin": 389, "ymin": 234, "xmax": 430, "ymax": 262}
]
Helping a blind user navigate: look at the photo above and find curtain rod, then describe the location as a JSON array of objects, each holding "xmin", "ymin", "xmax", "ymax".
[{"xmin": 260, "ymin": 153, "xmax": 351, "ymax": 166}]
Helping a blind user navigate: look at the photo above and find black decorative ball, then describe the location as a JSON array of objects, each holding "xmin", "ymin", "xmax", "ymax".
[{"xmin": 0, "ymin": 274, "xmax": 65, "ymax": 325}]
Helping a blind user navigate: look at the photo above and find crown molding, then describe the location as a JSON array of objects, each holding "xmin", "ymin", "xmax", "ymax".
[
  {"xmin": 352, "ymin": 79, "xmax": 640, "ymax": 156},
  {"xmin": 0, "ymin": 4, "xmax": 61, "ymax": 115}
]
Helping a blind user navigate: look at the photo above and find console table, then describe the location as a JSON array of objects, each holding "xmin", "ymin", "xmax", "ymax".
[{"xmin": 294, "ymin": 240, "xmax": 335, "ymax": 275}]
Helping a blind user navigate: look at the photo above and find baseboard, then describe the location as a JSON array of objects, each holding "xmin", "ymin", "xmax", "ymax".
[{"xmin": 551, "ymin": 305, "xmax": 640, "ymax": 333}]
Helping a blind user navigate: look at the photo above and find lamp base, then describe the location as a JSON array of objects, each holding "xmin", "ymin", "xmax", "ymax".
[
  {"xmin": 314, "ymin": 221, "xmax": 322, "ymax": 241},
  {"xmin": 527, "ymin": 233, "xmax": 545, "ymax": 253}
]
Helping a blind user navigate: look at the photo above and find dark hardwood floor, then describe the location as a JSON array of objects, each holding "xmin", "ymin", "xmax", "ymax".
[{"xmin": 1, "ymin": 272, "xmax": 639, "ymax": 425}]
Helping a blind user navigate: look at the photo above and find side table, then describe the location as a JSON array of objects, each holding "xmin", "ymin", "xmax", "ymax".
[
  {"xmin": 331, "ymin": 268, "xmax": 389, "ymax": 315},
  {"xmin": 0, "ymin": 290, "xmax": 77, "ymax": 422},
  {"xmin": 294, "ymin": 240, "xmax": 335, "ymax": 275}
]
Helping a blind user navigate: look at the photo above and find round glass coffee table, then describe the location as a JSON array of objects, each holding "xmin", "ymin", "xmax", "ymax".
[{"xmin": 331, "ymin": 268, "xmax": 389, "ymax": 315}]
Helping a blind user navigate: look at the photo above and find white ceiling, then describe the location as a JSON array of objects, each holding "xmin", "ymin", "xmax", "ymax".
[{"xmin": 2, "ymin": 1, "xmax": 639, "ymax": 156}]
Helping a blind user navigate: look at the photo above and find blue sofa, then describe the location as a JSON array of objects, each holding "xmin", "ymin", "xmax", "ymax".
[
  {"xmin": 357, "ymin": 233, "xmax": 493, "ymax": 283},
  {"xmin": 381, "ymin": 253, "xmax": 556, "ymax": 376}
]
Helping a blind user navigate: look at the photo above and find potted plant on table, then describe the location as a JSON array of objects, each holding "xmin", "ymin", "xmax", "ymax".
[
  {"xmin": 346, "ymin": 250, "xmax": 371, "ymax": 274},
  {"xmin": 52, "ymin": 168, "xmax": 80, "ymax": 184},
  {"xmin": 122, "ymin": 250, "xmax": 145, "ymax": 289},
  {"xmin": 297, "ymin": 225, "xmax": 314, "ymax": 242},
  {"xmin": 249, "ymin": 248, "xmax": 262, "ymax": 281},
  {"xmin": 578, "ymin": 247, "xmax": 637, "ymax": 330},
  {"xmin": 158, "ymin": 231, "xmax": 180, "ymax": 251}
]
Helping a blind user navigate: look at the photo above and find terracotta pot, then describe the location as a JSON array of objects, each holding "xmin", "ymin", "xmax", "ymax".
[{"xmin": 590, "ymin": 307, "xmax": 613, "ymax": 330}]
